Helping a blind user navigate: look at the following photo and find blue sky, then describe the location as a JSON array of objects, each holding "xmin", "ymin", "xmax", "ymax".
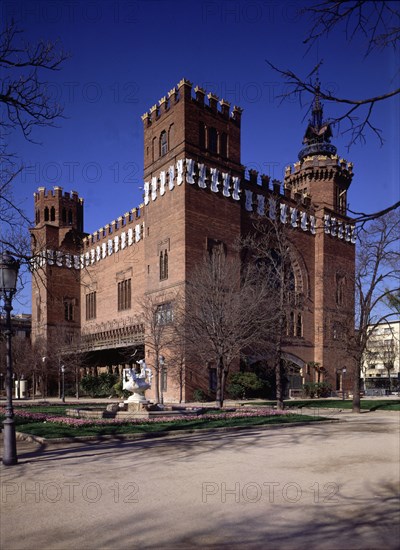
[{"xmin": 3, "ymin": 0, "xmax": 400, "ymax": 311}]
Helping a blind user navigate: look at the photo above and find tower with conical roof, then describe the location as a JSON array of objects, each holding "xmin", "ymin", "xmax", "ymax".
[
  {"xmin": 285, "ymin": 85, "xmax": 356, "ymax": 385},
  {"xmin": 285, "ymin": 81, "xmax": 353, "ymax": 215}
]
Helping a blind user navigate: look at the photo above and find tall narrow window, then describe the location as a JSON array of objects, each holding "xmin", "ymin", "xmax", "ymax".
[
  {"xmin": 163, "ymin": 250, "xmax": 168, "ymax": 279},
  {"xmin": 62, "ymin": 207, "xmax": 67, "ymax": 223},
  {"xmin": 64, "ymin": 300, "xmax": 74, "ymax": 321},
  {"xmin": 86, "ymin": 292, "xmax": 97, "ymax": 320},
  {"xmin": 220, "ymin": 132, "xmax": 228, "ymax": 157},
  {"xmin": 296, "ymin": 313, "xmax": 303, "ymax": 337},
  {"xmin": 168, "ymin": 123, "xmax": 174, "ymax": 149},
  {"xmin": 159, "ymin": 251, "xmax": 164, "ymax": 280},
  {"xmin": 208, "ymin": 127, "xmax": 218, "ymax": 153},
  {"xmin": 118, "ymin": 279, "xmax": 131, "ymax": 311},
  {"xmin": 160, "ymin": 249, "xmax": 168, "ymax": 281},
  {"xmin": 50, "ymin": 206, "xmax": 56, "ymax": 221},
  {"xmin": 44, "ymin": 207, "xmax": 49, "ymax": 222},
  {"xmin": 336, "ymin": 274, "xmax": 345, "ymax": 306},
  {"xmin": 289, "ymin": 311, "xmax": 295, "ymax": 336},
  {"xmin": 335, "ymin": 185, "xmax": 347, "ymax": 214},
  {"xmin": 199, "ymin": 122, "xmax": 206, "ymax": 149},
  {"xmin": 160, "ymin": 131, "xmax": 167, "ymax": 156}
]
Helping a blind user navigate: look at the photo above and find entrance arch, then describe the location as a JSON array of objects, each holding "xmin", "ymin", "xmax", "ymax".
[{"xmin": 282, "ymin": 352, "xmax": 306, "ymax": 396}]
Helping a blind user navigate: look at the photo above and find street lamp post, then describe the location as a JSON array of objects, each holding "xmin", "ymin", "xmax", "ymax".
[
  {"xmin": 0, "ymin": 251, "xmax": 20, "ymax": 466},
  {"xmin": 61, "ymin": 365, "xmax": 65, "ymax": 403}
]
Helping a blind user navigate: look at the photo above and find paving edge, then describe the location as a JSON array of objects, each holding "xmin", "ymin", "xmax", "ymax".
[{"xmin": 15, "ymin": 418, "xmax": 340, "ymax": 445}]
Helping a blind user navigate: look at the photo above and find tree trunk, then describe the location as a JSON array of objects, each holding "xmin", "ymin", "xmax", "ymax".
[
  {"xmin": 216, "ymin": 358, "xmax": 224, "ymax": 408},
  {"xmin": 275, "ymin": 359, "xmax": 284, "ymax": 410},
  {"xmin": 154, "ymin": 357, "xmax": 160, "ymax": 404},
  {"xmin": 352, "ymin": 363, "xmax": 361, "ymax": 413},
  {"xmin": 75, "ymin": 368, "xmax": 80, "ymax": 399},
  {"xmin": 179, "ymin": 368, "xmax": 183, "ymax": 403}
]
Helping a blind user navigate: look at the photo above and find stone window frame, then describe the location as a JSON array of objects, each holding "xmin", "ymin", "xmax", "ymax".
[
  {"xmin": 86, "ymin": 291, "xmax": 97, "ymax": 320},
  {"xmin": 155, "ymin": 302, "xmax": 173, "ymax": 325},
  {"xmin": 160, "ymin": 130, "xmax": 168, "ymax": 156},
  {"xmin": 117, "ymin": 279, "xmax": 132, "ymax": 311}
]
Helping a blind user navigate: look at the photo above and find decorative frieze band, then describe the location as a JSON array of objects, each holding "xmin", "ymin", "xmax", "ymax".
[
  {"xmin": 31, "ymin": 222, "xmax": 145, "ymax": 271},
  {"xmin": 144, "ymin": 158, "xmax": 241, "ymax": 205},
  {"xmin": 144, "ymin": 158, "xmax": 354, "ymax": 242}
]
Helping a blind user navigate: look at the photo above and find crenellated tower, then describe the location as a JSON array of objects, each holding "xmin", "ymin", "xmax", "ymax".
[
  {"xmin": 140, "ymin": 78, "xmax": 245, "ymax": 295},
  {"xmin": 30, "ymin": 186, "xmax": 85, "ymax": 347},
  {"xmin": 284, "ymin": 82, "xmax": 353, "ymax": 215},
  {"xmin": 284, "ymin": 84, "xmax": 355, "ymax": 383},
  {"xmin": 142, "ymin": 78, "xmax": 243, "ymax": 182}
]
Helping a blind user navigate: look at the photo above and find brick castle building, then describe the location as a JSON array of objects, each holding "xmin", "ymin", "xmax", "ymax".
[{"xmin": 30, "ymin": 78, "xmax": 356, "ymax": 401}]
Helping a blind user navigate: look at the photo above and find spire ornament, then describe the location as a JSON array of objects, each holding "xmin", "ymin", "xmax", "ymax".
[{"xmin": 298, "ymin": 79, "xmax": 337, "ymax": 161}]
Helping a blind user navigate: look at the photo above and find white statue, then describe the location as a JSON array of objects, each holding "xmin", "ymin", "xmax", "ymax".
[{"xmin": 123, "ymin": 360, "xmax": 152, "ymax": 404}]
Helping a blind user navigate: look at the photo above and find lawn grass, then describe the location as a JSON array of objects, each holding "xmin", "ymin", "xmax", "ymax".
[
  {"xmin": 10, "ymin": 413, "xmax": 325, "ymax": 439},
  {"xmin": 247, "ymin": 399, "xmax": 400, "ymax": 411}
]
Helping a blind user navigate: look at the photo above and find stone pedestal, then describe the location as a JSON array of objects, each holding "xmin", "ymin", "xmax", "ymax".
[{"xmin": 127, "ymin": 401, "xmax": 148, "ymax": 413}]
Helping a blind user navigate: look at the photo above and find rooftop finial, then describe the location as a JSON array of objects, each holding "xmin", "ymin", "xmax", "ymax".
[{"xmin": 298, "ymin": 76, "xmax": 337, "ymax": 161}]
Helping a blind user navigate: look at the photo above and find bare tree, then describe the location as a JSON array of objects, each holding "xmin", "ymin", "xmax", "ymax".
[
  {"xmin": 0, "ymin": 332, "xmax": 32, "ymax": 398},
  {"xmin": 384, "ymin": 289, "xmax": 400, "ymax": 315},
  {"xmin": 268, "ymin": 1, "xmax": 399, "ymax": 149},
  {"xmin": 242, "ymin": 214, "xmax": 303, "ymax": 410},
  {"xmin": 380, "ymin": 339, "xmax": 398, "ymax": 393},
  {"xmin": 303, "ymin": 1, "xmax": 399, "ymax": 55},
  {"xmin": 352, "ymin": 210, "xmax": 400, "ymax": 412},
  {"xmin": 138, "ymin": 292, "xmax": 177, "ymax": 404},
  {"xmin": 0, "ymin": 21, "xmax": 69, "ymax": 271},
  {"xmin": 167, "ymin": 312, "xmax": 187, "ymax": 404},
  {"xmin": 184, "ymin": 251, "xmax": 275, "ymax": 408}
]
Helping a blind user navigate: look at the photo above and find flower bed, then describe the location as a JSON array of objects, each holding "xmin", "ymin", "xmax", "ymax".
[{"xmin": 1, "ymin": 406, "xmax": 293, "ymax": 428}]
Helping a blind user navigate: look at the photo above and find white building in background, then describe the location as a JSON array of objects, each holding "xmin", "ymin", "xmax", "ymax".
[{"xmin": 362, "ymin": 321, "xmax": 400, "ymax": 394}]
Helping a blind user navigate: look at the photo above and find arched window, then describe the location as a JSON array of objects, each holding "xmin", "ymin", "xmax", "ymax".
[
  {"xmin": 44, "ymin": 207, "xmax": 49, "ymax": 222},
  {"xmin": 62, "ymin": 207, "xmax": 67, "ymax": 223},
  {"xmin": 50, "ymin": 206, "xmax": 56, "ymax": 221},
  {"xmin": 160, "ymin": 131, "xmax": 167, "ymax": 156},
  {"xmin": 68, "ymin": 209, "xmax": 73, "ymax": 225}
]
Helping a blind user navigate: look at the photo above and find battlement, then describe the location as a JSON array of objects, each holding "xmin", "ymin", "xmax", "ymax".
[
  {"xmin": 141, "ymin": 78, "xmax": 243, "ymax": 126},
  {"xmin": 33, "ymin": 186, "xmax": 84, "ymax": 231},
  {"xmin": 285, "ymin": 155, "xmax": 354, "ymax": 176},
  {"xmin": 83, "ymin": 204, "xmax": 144, "ymax": 251},
  {"xmin": 34, "ymin": 186, "xmax": 83, "ymax": 203}
]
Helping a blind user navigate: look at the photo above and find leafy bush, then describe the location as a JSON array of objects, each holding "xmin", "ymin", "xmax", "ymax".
[
  {"xmin": 227, "ymin": 372, "xmax": 266, "ymax": 399},
  {"xmin": 302, "ymin": 382, "xmax": 332, "ymax": 398},
  {"xmin": 227, "ymin": 383, "xmax": 245, "ymax": 400},
  {"xmin": 80, "ymin": 373, "xmax": 118, "ymax": 397},
  {"xmin": 112, "ymin": 381, "xmax": 130, "ymax": 399},
  {"xmin": 192, "ymin": 388, "xmax": 210, "ymax": 402}
]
